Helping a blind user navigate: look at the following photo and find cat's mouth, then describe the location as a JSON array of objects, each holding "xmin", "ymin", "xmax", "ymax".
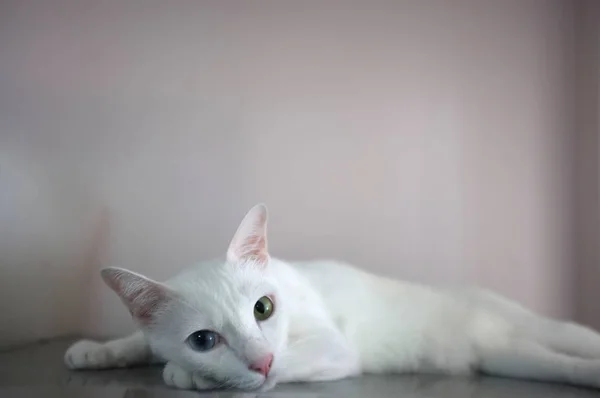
[
  {"xmin": 257, "ymin": 375, "xmax": 277, "ymax": 392},
  {"xmin": 240, "ymin": 372, "xmax": 275, "ymax": 391}
]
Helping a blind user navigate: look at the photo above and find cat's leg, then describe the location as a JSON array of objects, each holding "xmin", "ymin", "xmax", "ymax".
[
  {"xmin": 478, "ymin": 338, "xmax": 600, "ymax": 389},
  {"xmin": 65, "ymin": 331, "xmax": 159, "ymax": 369},
  {"xmin": 469, "ymin": 289, "xmax": 600, "ymax": 360},
  {"xmin": 162, "ymin": 361, "xmax": 220, "ymax": 390},
  {"xmin": 527, "ymin": 318, "xmax": 600, "ymax": 360},
  {"xmin": 274, "ymin": 324, "xmax": 360, "ymax": 384}
]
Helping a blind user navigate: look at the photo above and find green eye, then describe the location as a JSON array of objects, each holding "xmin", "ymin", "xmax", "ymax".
[{"xmin": 254, "ymin": 296, "xmax": 274, "ymax": 321}]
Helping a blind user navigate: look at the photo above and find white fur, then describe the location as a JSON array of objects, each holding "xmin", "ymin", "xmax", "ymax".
[{"xmin": 65, "ymin": 204, "xmax": 600, "ymax": 391}]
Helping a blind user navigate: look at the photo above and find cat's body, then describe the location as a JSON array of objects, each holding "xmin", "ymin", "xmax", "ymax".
[{"xmin": 66, "ymin": 205, "xmax": 600, "ymax": 391}]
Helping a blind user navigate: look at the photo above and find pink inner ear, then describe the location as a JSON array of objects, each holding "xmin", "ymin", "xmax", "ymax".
[
  {"xmin": 240, "ymin": 235, "xmax": 268, "ymax": 261},
  {"xmin": 228, "ymin": 204, "xmax": 270, "ymax": 265},
  {"xmin": 103, "ymin": 270, "xmax": 168, "ymax": 325},
  {"xmin": 125, "ymin": 285, "xmax": 167, "ymax": 324}
]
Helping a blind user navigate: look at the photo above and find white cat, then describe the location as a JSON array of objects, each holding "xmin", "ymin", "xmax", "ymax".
[{"xmin": 65, "ymin": 204, "xmax": 600, "ymax": 391}]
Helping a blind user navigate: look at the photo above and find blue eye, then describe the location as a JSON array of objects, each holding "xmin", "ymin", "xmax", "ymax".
[{"xmin": 187, "ymin": 330, "xmax": 221, "ymax": 352}]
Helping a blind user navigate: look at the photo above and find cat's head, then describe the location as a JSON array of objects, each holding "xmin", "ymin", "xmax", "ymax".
[{"xmin": 101, "ymin": 204, "xmax": 288, "ymax": 390}]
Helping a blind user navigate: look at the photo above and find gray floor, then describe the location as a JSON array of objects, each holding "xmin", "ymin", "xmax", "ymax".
[{"xmin": 1, "ymin": 338, "xmax": 599, "ymax": 397}]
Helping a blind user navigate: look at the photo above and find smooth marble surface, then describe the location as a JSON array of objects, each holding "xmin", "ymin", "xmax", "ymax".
[{"xmin": 1, "ymin": 338, "xmax": 599, "ymax": 397}]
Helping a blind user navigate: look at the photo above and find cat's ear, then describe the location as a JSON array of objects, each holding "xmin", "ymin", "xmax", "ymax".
[
  {"xmin": 227, "ymin": 203, "xmax": 270, "ymax": 267},
  {"xmin": 101, "ymin": 267, "xmax": 171, "ymax": 325}
]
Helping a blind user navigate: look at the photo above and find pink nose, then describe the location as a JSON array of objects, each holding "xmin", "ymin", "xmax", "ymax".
[{"xmin": 249, "ymin": 354, "xmax": 274, "ymax": 377}]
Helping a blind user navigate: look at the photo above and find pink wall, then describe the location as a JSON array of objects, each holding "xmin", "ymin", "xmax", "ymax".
[
  {"xmin": 0, "ymin": 0, "xmax": 588, "ymax": 345},
  {"xmin": 573, "ymin": 0, "xmax": 600, "ymax": 329}
]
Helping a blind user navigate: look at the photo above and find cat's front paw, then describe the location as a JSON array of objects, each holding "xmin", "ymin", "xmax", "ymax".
[
  {"xmin": 162, "ymin": 362, "xmax": 218, "ymax": 390},
  {"xmin": 64, "ymin": 340, "xmax": 116, "ymax": 370}
]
